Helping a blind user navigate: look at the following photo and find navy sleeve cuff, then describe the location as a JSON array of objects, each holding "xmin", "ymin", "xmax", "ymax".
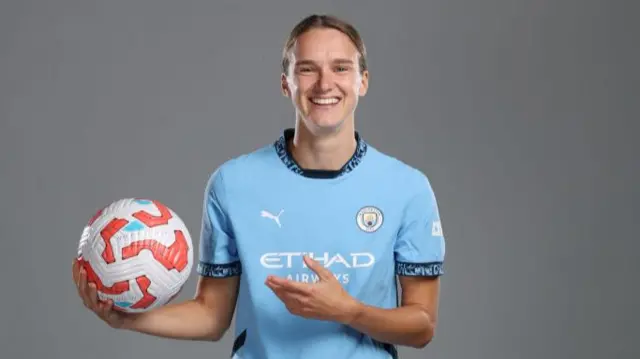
[
  {"xmin": 396, "ymin": 261, "xmax": 444, "ymax": 277},
  {"xmin": 197, "ymin": 261, "xmax": 242, "ymax": 278}
]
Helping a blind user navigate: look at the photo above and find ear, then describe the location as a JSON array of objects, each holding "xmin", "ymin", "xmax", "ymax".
[
  {"xmin": 281, "ymin": 73, "xmax": 290, "ymax": 97},
  {"xmin": 358, "ymin": 70, "xmax": 369, "ymax": 96}
]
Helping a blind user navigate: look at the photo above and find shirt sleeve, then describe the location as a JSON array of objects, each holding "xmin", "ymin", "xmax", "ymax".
[
  {"xmin": 394, "ymin": 171, "xmax": 446, "ymax": 277},
  {"xmin": 197, "ymin": 167, "xmax": 242, "ymax": 278}
]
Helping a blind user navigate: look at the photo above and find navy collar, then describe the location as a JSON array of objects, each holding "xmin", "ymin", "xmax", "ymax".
[{"xmin": 274, "ymin": 128, "xmax": 368, "ymax": 179}]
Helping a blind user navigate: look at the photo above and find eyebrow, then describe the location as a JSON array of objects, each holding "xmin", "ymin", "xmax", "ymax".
[
  {"xmin": 295, "ymin": 58, "xmax": 355, "ymax": 67},
  {"xmin": 332, "ymin": 59, "xmax": 355, "ymax": 65}
]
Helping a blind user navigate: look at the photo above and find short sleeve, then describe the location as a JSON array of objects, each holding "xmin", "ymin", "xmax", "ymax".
[
  {"xmin": 197, "ymin": 168, "xmax": 242, "ymax": 278},
  {"xmin": 394, "ymin": 172, "xmax": 446, "ymax": 277}
]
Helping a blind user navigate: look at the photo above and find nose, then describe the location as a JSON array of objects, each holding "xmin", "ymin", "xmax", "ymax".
[{"xmin": 317, "ymin": 69, "xmax": 333, "ymax": 92}]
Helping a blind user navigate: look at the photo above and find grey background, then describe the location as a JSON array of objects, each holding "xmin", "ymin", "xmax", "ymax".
[{"xmin": 1, "ymin": 0, "xmax": 638, "ymax": 358}]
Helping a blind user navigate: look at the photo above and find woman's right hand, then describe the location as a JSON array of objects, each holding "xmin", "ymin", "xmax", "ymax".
[{"xmin": 72, "ymin": 258, "xmax": 131, "ymax": 329}]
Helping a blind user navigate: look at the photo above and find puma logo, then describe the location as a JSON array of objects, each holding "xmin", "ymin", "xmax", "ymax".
[{"xmin": 260, "ymin": 209, "xmax": 284, "ymax": 228}]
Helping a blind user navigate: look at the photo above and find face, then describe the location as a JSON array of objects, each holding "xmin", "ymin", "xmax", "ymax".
[{"xmin": 282, "ymin": 28, "xmax": 369, "ymax": 134}]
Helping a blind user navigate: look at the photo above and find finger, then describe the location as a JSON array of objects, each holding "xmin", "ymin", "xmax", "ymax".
[
  {"xmin": 268, "ymin": 283, "xmax": 302, "ymax": 301},
  {"xmin": 269, "ymin": 286, "xmax": 286, "ymax": 301},
  {"xmin": 266, "ymin": 275, "xmax": 303, "ymax": 289},
  {"xmin": 265, "ymin": 278, "xmax": 296, "ymax": 298},
  {"xmin": 99, "ymin": 299, "xmax": 114, "ymax": 318},
  {"xmin": 269, "ymin": 285, "xmax": 307, "ymax": 310},
  {"xmin": 265, "ymin": 279, "xmax": 288, "ymax": 299},
  {"xmin": 265, "ymin": 276, "xmax": 292, "ymax": 291},
  {"xmin": 72, "ymin": 259, "xmax": 79, "ymax": 285},
  {"xmin": 77, "ymin": 269, "xmax": 91, "ymax": 307},
  {"xmin": 281, "ymin": 293, "xmax": 310, "ymax": 316},
  {"xmin": 271, "ymin": 289, "xmax": 311, "ymax": 312},
  {"xmin": 286, "ymin": 292, "xmax": 308, "ymax": 306},
  {"xmin": 87, "ymin": 283, "xmax": 99, "ymax": 308},
  {"xmin": 78, "ymin": 268, "xmax": 87, "ymax": 295},
  {"xmin": 267, "ymin": 276, "xmax": 310, "ymax": 295},
  {"xmin": 265, "ymin": 276, "xmax": 287, "ymax": 290},
  {"xmin": 267, "ymin": 282, "xmax": 288, "ymax": 304},
  {"xmin": 303, "ymin": 255, "xmax": 334, "ymax": 281}
]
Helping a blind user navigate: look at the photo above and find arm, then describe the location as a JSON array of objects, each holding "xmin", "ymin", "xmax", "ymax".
[
  {"xmin": 345, "ymin": 276, "xmax": 440, "ymax": 348},
  {"xmin": 73, "ymin": 167, "xmax": 242, "ymax": 341},
  {"xmin": 264, "ymin": 171, "xmax": 446, "ymax": 348},
  {"xmin": 122, "ymin": 275, "xmax": 239, "ymax": 341},
  {"xmin": 72, "ymin": 259, "xmax": 239, "ymax": 341},
  {"xmin": 124, "ymin": 166, "xmax": 242, "ymax": 341},
  {"xmin": 266, "ymin": 257, "xmax": 441, "ymax": 349},
  {"xmin": 347, "ymin": 170, "xmax": 445, "ymax": 348}
]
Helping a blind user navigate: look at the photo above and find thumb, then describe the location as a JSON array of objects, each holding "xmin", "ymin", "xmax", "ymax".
[{"xmin": 303, "ymin": 255, "xmax": 333, "ymax": 281}]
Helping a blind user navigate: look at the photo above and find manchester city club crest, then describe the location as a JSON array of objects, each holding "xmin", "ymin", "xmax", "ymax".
[{"xmin": 356, "ymin": 206, "xmax": 383, "ymax": 233}]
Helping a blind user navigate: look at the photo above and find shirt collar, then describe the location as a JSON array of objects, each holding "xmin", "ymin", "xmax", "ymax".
[{"xmin": 273, "ymin": 128, "xmax": 368, "ymax": 179}]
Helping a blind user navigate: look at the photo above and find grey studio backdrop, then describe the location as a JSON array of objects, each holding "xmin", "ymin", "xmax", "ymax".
[{"xmin": 1, "ymin": 1, "xmax": 638, "ymax": 359}]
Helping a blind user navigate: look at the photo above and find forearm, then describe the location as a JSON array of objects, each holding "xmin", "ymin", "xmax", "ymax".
[
  {"xmin": 346, "ymin": 303, "xmax": 435, "ymax": 348},
  {"xmin": 122, "ymin": 299, "xmax": 226, "ymax": 341}
]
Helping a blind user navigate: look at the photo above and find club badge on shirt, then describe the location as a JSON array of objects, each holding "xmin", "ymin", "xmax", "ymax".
[{"xmin": 356, "ymin": 206, "xmax": 383, "ymax": 233}]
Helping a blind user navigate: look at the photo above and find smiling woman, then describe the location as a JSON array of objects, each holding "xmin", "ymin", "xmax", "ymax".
[
  {"xmin": 280, "ymin": 16, "xmax": 370, "ymax": 154},
  {"xmin": 71, "ymin": 13, "xmax": 446, "ymax": 359}
]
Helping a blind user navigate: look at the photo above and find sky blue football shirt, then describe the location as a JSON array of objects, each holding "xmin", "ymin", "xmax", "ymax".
[{"xmin": 197, "ymin": 129, "xmax": 446, "ymax": 359}]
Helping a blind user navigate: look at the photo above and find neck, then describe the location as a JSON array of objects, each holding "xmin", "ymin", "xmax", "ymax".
[{"xmin": 289, "ymin": 119, "xmax": 357, "ymax": 171}]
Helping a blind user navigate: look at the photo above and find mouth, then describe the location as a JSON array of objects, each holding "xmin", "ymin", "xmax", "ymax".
[{"xmin": 309, "ymin": 96, "xmax": 341, "ymax": 107}]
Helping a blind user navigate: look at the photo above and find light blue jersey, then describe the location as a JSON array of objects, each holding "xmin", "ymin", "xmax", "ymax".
[{"xmin": 198, "ymin": 129, "xmax": 446, "ymax": 359}]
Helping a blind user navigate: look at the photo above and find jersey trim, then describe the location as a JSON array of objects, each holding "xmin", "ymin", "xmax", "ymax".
[
  {"xmin": 372, "ymin": 339, "xmax": 398, "ymax": 359},
  {"xmin": 396, "ymin": 261, "xmax": 444, "ymax": 277},
  {"xmin": 231, "ymin": 329, "xmax": 247, "ymax": 357},
  {"xmin": 274, "ymin": 128, "xmax": 368, "ymax": 179},
  {"xmin": 197, "ymin": 261, "xmax": 242, "ymax": 278}
]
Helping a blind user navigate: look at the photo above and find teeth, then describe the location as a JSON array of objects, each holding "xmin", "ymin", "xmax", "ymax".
[{"xmin": 311, "ymin": 97, "xmax": 339, "ymax": 105}]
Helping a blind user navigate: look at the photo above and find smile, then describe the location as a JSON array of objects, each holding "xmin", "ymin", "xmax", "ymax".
[{"xmin": 310, "ymin": 97, "xmax": 341, "ymax": 106}]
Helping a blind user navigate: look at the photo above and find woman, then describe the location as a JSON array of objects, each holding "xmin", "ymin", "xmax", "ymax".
[{"xmin": 72, "ymin": 14, "xmax": 446, "ymax": 359}]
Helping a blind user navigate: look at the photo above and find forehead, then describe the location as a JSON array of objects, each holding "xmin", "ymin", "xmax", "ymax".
[{"xmin": 290, "ymin": 27, "xmax": 359, "ymax": 61}]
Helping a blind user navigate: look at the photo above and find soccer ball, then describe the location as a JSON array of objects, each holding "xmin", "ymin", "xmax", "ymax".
[{"xmin": 77, "ymin": 198, "xmax": 194, "ymax": 313}]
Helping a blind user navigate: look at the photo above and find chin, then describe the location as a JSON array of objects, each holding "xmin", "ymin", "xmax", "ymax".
[{"xmin": 304, "ymin": 116, "xmax": 346, "ymax": 133}]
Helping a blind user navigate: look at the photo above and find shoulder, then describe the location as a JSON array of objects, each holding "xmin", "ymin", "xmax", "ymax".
[
  {"xmin": 364, "ymin": 144, "xmax": 435, "ymax": 195},
  {"xmin": 205, "ymin": 143, "xmax": 278, "ymax": 193}
]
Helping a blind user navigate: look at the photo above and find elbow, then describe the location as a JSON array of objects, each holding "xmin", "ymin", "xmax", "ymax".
[
  {"xmin": 200, "ymin": 310, "xmax": 232, "ymax": 342},
  {"xmin": 194, "ymin": 297, "xmax": 233, "ymax": 342},
  {"xmin": 410, "ymin": 325, "xmax": 436, "ymax": 349},
  {"xmin": 207, "ymin": 328, "xmax": 226, "ymax": 342},
  {"xmin": 207, "ymin": 322, "xmax": 231, "ymax": 342},
  {"xmin": 208, "ymin": 333, "xmax": 224, "ymax": 342},
  {"xmin": 412, "ymin": 335, "xmax": 433, "ymax": 349},
  {"xmin": 409, "ymin": 309, "xmax": 437, "ymax": 349}
]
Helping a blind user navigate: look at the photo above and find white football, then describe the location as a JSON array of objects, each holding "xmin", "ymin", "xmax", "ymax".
[{"xmin": 77, "ymin": 198, "xmax": 194, "ymax": 313}]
